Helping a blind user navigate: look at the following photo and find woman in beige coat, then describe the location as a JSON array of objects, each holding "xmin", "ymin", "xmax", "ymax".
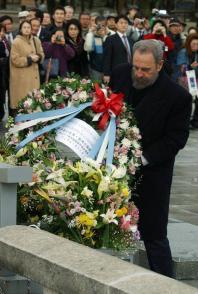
[{"xmin": 10, "ymin": 20, "xmax": 44, "ymax": 111}]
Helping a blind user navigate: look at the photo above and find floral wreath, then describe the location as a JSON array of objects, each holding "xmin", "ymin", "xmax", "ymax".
[{"xmin": 1, "ymin": 76, "xmax": 142, "ymax": 250}]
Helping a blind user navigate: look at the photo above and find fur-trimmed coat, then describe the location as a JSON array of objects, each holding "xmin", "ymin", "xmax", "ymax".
[{"xmin": 10, "ymin": 35, "xmax": 44, "ymax": 109}]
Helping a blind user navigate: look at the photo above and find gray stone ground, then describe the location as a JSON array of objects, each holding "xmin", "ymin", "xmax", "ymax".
[
  {"xmin": 170, "ymin": 130, "xmax": 198, "ymax": 226},
  {"xmin": 169, "ymin": 130, "xmax": 198, "ymax": 289}
]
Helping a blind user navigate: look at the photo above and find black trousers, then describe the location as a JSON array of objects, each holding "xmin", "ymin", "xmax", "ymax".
[{"xmin": 144, "ymin": 238, "xmax": 173, "ymax": 278}]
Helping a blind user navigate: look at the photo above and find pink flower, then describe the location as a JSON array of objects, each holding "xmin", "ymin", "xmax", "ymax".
[
  {"xmin": 134, "ymin": 230, "xmax": 141, "ymax": 240},
  {"xmin": 45, "ymin": 102, "xmax": 52, "ymax": 109},
  {"xmin": 58, "ymin": 103, "xmax": 66, "ymax": 109},
  {"xmin": 133, "ymin": 149, "xmax": 142, "ymax": 158},
  {"xmin": 50, "ymin": 153, "xmax": 56, "ymax": 161},
  {"xmin": 114, "ymin": 145, "xmax": 120, "ymax": 152},
  {"xmin": 120, "ymin": 146, "xmax": 128, "ymax": 155},
  {"xmin": 34, "ymin": 90, "xmax": 42, "ymax": 101},
  {"xmin": 62, "ymin": 90, "xmax": 69, "ymax": 98},
  {"xmin": 129, "ymin": 164, "xmax": 136, "ymax": 175},
  {"xmin": 120, "ymin": 215, "xmax": 131, "ymax": 231},
  {"xmin": 71, "ymin": 93, "xmax": 79, "ymax": 101},
  {"xmin": 55, "ymin": 86, "xmax": 62, "ymax": 95},
  {"xmin": 81, "ymin": 79, "xmax": 88, "ymax": 84}
]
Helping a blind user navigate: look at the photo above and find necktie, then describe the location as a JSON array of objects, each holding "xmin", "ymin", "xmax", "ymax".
[
  {"xmin": 139, "ymin": 30, "xmax": 143, "ymax": 38},
  {"xmin": 122, "ymin": 35, "xmax": 131, "ymax": 63},
  {"xmin": 7, "ymin": 34, "xmax": 12, "ymax": 46}
]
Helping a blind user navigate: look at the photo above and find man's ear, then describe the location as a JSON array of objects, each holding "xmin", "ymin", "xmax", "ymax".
[{"xmin": 157, "ymin": 59, "xmax": 164, "ymax": 72}]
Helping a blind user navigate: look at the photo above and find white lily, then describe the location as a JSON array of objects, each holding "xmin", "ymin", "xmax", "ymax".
[
  {"xmin": 100, "ymin": 209, "xmax": 118, "ymax": 225},
  {"xmin": 112, "ymin": 166, "xmax": 127, "ymax": 179}
]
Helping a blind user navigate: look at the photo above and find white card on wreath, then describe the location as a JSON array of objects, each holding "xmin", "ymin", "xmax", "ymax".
[{"xmin": 56, "ymin": 118, "xmax": 99, "ymax": 159}]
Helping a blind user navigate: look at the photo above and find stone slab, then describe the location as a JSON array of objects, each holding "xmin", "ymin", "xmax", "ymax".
[
  {"xmin": 0, "ymin": 163, "xmax": 32, "ymax": 183},
  {"xmin": 0, "ymin": 226, "xmax": 197, "ymax": 294},
  {"xmin": 168, "ymin": 222, "xmax": 198, "ymax": 259}
]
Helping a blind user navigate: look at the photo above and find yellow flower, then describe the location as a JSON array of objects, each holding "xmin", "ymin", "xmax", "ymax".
[
  {"xmin": 30, "ymin": 215, "xmax": 39, "ymax": 223},
  {"xmin": 116, "ymin": 207, "xmax": 128, "ymax": 217},
  {"xmin": 84, "ymin": 228, "xmax": 94, "ymax": 239},
  {"xmin": 32, "ymin": 142, "xmax": 38, "ymax": 149},
  {"xmin": 109, "ymin": 181, "xmax": 119, "ymax": 192},
  {"xmin": 122, "ymin": 187, "xmax": 130, "ymax": 198},
  {"xmin": 20, "ymin": 196, "xmax": 29, "ymax": 205},
  {"xmin": 76, "ymin": 212, "xmax": 97, "ymax": 228},
  {"xmin": 16, "ymin": 147, "xmax": 28, "ymax": 158}
]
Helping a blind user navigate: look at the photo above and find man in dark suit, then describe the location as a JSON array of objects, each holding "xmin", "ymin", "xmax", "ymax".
[
  {"xmin": 30, "ymin": 18, "xmax": 50, "ymax": 42},
  {"xmin": 110, "ymin": 39, "xmax": 192, "ymax": 277},
  {"xmin": 103, "ymin": 15, "xmax": 133, "ymax": 84},
  {"xmin": 0, "ymin": 15, "xmax": 15, "ymax": 45}
]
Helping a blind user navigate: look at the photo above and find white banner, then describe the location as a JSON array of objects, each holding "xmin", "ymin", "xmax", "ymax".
[
  {"xmin": 56, "ymin": 118, "xmax": 99, "ymax": 159},
  {"xmin": 186, "ymin": 70, "xmax": 198, "ymax": 97}
]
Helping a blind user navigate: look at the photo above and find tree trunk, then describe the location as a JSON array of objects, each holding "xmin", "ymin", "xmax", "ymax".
[
  {"xmin": 47, "ymin": 0, "xmax": 56, "ymax": 14},
  {"xmin": 0, "ymin": 0, "xmax": 7, "ymax": 9}
]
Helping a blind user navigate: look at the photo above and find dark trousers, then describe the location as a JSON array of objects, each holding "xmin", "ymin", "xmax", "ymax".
[{"xmin": 144, "ymin": 238, "xmax": 173, "ymax": 278}]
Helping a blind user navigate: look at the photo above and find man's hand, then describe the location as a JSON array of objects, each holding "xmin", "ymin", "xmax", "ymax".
[
  {"xmin": 161, "ymin": 26, "xmax": 167, "ymax": 37},
  {"xmin": 89, "ymin": 24, "xmax": 97, "ymax": 33},
  {"xmin": 191, "ymin": 61, "xmax": 198, "ymax": 69}
]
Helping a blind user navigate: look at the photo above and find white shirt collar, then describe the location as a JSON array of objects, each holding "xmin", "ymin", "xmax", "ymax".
[
  {"xmin": 37, "ymin": 26, "xmax": 42, "ymax": 37},
  {"xmin": 117, "ymin": 31, "xmax": 127, "ymax": 39}
]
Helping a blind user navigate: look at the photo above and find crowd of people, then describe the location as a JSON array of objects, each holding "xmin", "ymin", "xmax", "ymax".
[{"xmin": 0, "ymin": 4, "xmax": 198, "ymax": 125}]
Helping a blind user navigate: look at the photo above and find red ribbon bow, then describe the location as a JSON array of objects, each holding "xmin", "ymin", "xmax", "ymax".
[{"xmin": 92, "ymin": 83, "xmax": 124, "ymax": 130}]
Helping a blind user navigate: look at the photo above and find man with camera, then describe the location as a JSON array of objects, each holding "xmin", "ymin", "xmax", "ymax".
[
  {"xmin": 84, "ymin": 16, "xmax": 115, "ymax": 81},
  {"xmin": 128, "ymin": 13, "xmax": 148, "ymax": 43}
]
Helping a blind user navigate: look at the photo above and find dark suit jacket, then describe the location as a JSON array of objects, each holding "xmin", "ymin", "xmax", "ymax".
[
  {"xmin": 103, "ymin": 33, "xmax": 133, "ymax": 76},
  {"xmin": 110, "ymin": 63, "xmax": 192, "ymax": 240},
  {"xmin": 38, "ymin": 27, "xmax": 51, "ymax": 42}
]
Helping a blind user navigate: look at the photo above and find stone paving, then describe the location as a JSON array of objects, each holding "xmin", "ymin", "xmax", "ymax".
[
  {"xmin": 170, "ymin": 130, "xmax": 198, "ymax": 225},
  {"xmin": 168, "ymin": 130, "xmax": 198, "ymax": 289}
]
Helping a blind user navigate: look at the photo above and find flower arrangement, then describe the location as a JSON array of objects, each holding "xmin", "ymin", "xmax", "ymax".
[{"xmin": 1, "ymin": 76, "xmax": 142, "ymax": 250}]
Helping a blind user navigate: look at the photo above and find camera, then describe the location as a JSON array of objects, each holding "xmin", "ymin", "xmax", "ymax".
[
  {"xmin": 155, "ymin": 29, "xmax": 163, "ymax": 34},
  {"xmin": 155, "ymin": 26, "xmax": 163, "ymax": 35},
  {"xmin": 139, "ymin": 19, "xmax": 145, "ymax": 24},
  {"xmin": 56, "ymin": 35, "xmax": 62, "ymax": 42}
]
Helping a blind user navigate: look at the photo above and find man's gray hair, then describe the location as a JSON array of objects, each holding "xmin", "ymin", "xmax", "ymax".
[{"xmin": 133, "ymin": 39, "xmax": 164, "ymax": 64}]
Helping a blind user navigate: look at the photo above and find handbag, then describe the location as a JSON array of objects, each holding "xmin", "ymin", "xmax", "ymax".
[
  {"xmin": 41, "ymin": 58, "xmax": 59, "ymax": 77},
  {"xmin": 32, "ymin": 37, "xmax": 59, "ymax": 81}
]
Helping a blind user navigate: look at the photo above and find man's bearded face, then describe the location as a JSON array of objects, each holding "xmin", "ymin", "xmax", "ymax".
[{"xmin": 132, "ymin": 51, "xmax": 163, "ymax": 89}]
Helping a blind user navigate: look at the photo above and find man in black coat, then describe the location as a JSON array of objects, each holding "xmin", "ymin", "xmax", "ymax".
[
  {"xmin": 110, "ymin": 39, "xmax": 192, "ymax": 277},
  {"xmin": 103, "ymin": 15, "xmax": 133, "ymax": 84}
]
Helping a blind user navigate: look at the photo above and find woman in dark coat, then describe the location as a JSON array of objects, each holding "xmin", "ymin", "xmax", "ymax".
[{"xmin": 65, "ymin": 19, "xmax": 89, "ymax": 77}]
